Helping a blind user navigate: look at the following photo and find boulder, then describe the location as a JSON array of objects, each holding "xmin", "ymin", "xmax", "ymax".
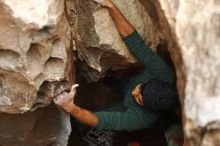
[
  {"xmin": 139, "ymin": 0, "xmax": 220, "ymax": 145},
  {"xmin": 0, "ymin": 0, "xmax": 219, "ymax": 145},
  {"xmin": 0, "ymin": 105, "xmax": 71, "ymax": 146},
  {"xmin": 67, "ymin": 0, "xmax": 160, "ymax": 81},
  {"xmin": 0, "ymin": 1, "xmax": 73, "ymax": 145},
  {"xmin": 0, "ymin": 0, "xmax": 74, "ymax": 113}
]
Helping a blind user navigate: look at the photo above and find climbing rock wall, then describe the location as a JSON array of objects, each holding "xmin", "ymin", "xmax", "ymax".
[
  {"xmin": 171, "ymin": 1, "xmax": 220, "ymax": 145},
  {"xmin": 159, "ymin": 0, "xmax": 220, "ymax": 145},
  {"xmin": 0, "ymin": 0, "xmax": 219, "ymax": 145},
  {"xmin": 0, "ymin": 0, "xmax": 73, "ymax": 145},
  {"xmin": 67, "ymin": 0, "xmax": 160, "ymax": 81},
  {"xmin": 0, "ymin": 105, "xmax": 71, "ymax": 146},
  {"xmin": 140, "ymin": 0, "xmax": 220, "ymax": 145},
  {"xmin": 0, "ymin": 0, "xmax": 74, "ymax": 113}
]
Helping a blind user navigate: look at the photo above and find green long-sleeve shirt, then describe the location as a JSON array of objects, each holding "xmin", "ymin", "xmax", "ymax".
[{"xmin": 95, "ymin": 31, "xmax": 175, "ymax": 131}]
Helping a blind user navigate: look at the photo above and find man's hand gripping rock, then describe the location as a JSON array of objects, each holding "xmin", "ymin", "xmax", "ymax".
[{"xmin": 53, "ymin": 84, "xmax": 79, "ymax": 112}]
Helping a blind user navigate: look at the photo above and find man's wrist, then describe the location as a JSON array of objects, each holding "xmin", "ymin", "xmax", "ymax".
[{"xmin": 64, "ymin": 104, "xmax": 78, "ymax": 113}]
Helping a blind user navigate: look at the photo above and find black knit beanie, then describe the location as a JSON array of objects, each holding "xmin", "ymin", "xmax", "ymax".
[{"xmin": 140, "ymin": 78, "xmax": 180, "ymax": 111}]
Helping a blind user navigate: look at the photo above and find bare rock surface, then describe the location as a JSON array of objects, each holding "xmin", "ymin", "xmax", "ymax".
[
  {"xmin": 0, "ymin": 0, "xmax": 74, "ymax": 113},
  {"xmin": 0, "ymin": 0, "xmax": 219, "ymax": 145},
  {"xmin": 0, "ymin": 1, "xmax": 74, "ymax": 146},
  {"xmin": 0, "ymin": 105, "xmax": 71, "ymax": 146},
  {"xmin": 157, "ymin": 0, "xmax": 220, "ymax": 145},
  {"xmin": 68, "ymin": 0, "xmax": 160, "ymax": 81},
  {"xmin": 178, "ymin": 2, "xmax": 220, "ymax": 146}
]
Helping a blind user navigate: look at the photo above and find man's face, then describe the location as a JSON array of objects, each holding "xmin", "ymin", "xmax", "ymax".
[{"xmin": 132, "ymin": 84, "xmax": 144, "ymax": 106}]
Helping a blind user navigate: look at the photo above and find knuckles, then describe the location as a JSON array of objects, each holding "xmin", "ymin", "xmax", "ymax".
[{"xmin": 53, "ymin": 91, "xmax": 74, "ymax": 105}]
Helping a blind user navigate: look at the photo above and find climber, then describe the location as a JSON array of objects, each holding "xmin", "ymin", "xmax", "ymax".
[{"xmin": 53, "ymin": 0, "xmax": 182, "ymax": 145}]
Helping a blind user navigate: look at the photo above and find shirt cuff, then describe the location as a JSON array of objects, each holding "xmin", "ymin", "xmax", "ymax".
[
  {"xmin": 122, "ymin": 31, "xmax": 143, "ymax": 47},
  {"xmin": 94, "ymin": 112, "xmax": 104, "ymax": 129}
]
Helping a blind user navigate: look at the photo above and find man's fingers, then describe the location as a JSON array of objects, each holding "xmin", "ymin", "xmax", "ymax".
[
  {"xmin": 53, "ymin": 92, "xmax": 69, "ymax": 104},
  {"xmin": 53, "ymin": 96, "xmax": 62, "ymax": 104},
  {"xmin": 53, "ymin": 84, "xmax": 78, "ymax": 103}
]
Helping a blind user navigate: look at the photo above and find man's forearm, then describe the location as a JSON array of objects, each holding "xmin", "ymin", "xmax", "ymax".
[
  {"xmin": 107, "ymin": 4, "xmax": 135, "ymax": 37},
  {"xmin": 69, "ymin": 105, "xmax": 98, "ymax": 127}
]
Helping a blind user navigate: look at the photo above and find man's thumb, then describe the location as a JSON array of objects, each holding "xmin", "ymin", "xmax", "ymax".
[{"xmin": 69, "ymin": 84, "xmax": 79, "ymax": 95}]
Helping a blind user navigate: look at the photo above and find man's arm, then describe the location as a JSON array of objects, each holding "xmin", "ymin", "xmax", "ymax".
[
  {"xmin": 93, "ymin": 0, "xmax": 175, "ymax": 85},
  {"xmin": 108, "ymin": 4, "xmax": 135, "ymax": 37},
  {"xmin": 93, "ymin": 0, "xmax": 135, "ymax": 37},
  {"xmin": 69, "ymin": 105, "xmax": 98, "ymax": 127},
  {"xmin": 53, "ymin": 84, "xmax": 98, "ymax": 127},
  {"xmin": 68, "ymin": 1, "xmax": 134, "ymax": 127},
  {"xmin": 95, "ymin": 108, "xmax": 159, "ymax": 131}
]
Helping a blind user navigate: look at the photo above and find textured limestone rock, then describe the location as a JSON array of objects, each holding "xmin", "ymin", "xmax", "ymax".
[
  {"xmin": 150, "ymin": 0, "xmax": 220, "ymax": 145},
  {"xmin": 68, "ymin": 0, "xmax": 160, "ymax": 81},
  {"xmin": 0, "ymin": 105, "xmax": 71, "ymax": 146},
  {"xmin": 177, "ymin": 1, "xmax": 220, "ymax": 145},
  {"xmin": 0, "ymin": 1, "xmax": 74, "ymax": 146},
  {"xmin": 1, "ymin": 0, "xmax": 219, "ymax": 145},
  {"xmin": 0, "ymin": 0, "xmax": 74, "ymax": 113}
]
